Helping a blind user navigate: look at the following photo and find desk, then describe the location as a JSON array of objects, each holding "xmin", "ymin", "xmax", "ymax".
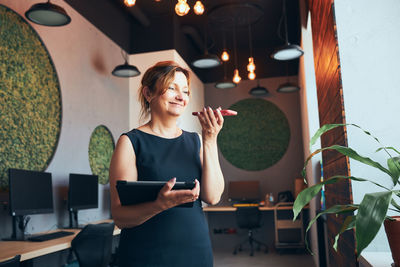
[
  {"xmin": 0, "ymin": 219, "xmax": 120, "ymax": 263},
  {"xmin": 203, "ymin": 204, "xmax": 308, "ymax": 251},
  {"xmin": 203, "ymin": 205, "xmax": 296, "ymax": 212}
]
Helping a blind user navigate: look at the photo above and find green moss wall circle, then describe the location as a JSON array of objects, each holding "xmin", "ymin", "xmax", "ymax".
[
  {"xmin": 89, "ymin": 125, "xmax": 115, "ymax": 185},
  {"xmin": 0, "ymin": 5, "xmax": 62, "ymax": 189},
  {"xmin": 217, "ymin": 98, "xmax": 290, "ymax": 171}
]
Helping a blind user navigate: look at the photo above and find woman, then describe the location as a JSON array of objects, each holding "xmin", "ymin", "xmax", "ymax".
[{"xmin": 109, "ymin": 61, "xmax": 225, "ymax": 267}]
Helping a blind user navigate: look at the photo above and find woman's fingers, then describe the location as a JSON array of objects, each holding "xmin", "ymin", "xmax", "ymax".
[
  {"xmin": 158, "ymin": 179, "xmax": 200, "ymax": 209},
  {"xmin": 206, "ymin": 107, "xmax": 218, "ymax": 128},
  {"xmin": 215, "ymin": 107, "xmax": 224, "ymax": 126},
  {"xmin": 160, "ymin": 177, "xmax": 176, "ymax": 194}
]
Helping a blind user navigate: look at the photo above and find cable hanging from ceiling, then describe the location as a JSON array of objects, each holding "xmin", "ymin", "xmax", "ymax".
[{"xmin": 271, "ymin": 0, "xmax": 303, "ymax": 60}]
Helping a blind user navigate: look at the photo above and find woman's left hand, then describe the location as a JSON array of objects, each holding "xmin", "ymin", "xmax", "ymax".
[{"xmin": 197, "ymin": 107, "xmax": 224, "ymax": 142}]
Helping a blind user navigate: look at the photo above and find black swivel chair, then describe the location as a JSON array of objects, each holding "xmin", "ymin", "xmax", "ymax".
[
  {"xmin": 0, "ymin": 255, "xmax": 20, "ymax": 267},
  {"xmin": 71, "ymin": 222, "xmax": 115, "ymax": 267},
  {"xmin": 233, "ymin": 206, "xmax": 268, "ymax": 256}
]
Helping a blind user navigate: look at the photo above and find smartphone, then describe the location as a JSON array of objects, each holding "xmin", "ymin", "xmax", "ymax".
[{"xmin": 192, "ymin": 109, "xmax": 238, "ymax": 116}]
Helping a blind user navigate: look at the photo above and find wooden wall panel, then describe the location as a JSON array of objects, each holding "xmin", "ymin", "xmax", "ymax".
[{"xmin": 307, "ymin": 0, "xmax": 358, "ymax": 266}]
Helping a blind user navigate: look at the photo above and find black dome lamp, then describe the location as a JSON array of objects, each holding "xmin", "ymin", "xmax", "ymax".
[
  {"xmin": 215, "ymin": 77, "xmax": 236, "ymax": 89},
  {"xmin": 271, "ymin": 0, "xmax": 303, "ymax": 61},
  {"xmin": 215, "ymin": 61, "xmax": 236, "ymax": 89},
  {"xmin": 249, "ymin": 80, "xmax": 269, "ymax": 96},
  {"xmin": 276, "ymin": 62, "xmax": 300, "ymax": 93},
  {"xmin": 192, "ymin": 52, "xmax": 221, "ymax": 69},
  {"xmin": 25, "ymin": 1, "xmax": 71, "ymax": 27},
  {"xmin": 276, "ymin": 82, "xmax": 300, "ymax": 93},
  {"xmin": 192, "ymin": 13, "xmax": 221, "ymax": 69},
  {"xmin": 112, "ymin": 50, "xmax": 141, "ymax": 78}
]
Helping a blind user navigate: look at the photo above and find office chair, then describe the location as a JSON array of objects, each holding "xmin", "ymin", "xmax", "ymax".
[
  {"xmin": 0, "ymin": 255, "xmax": 20, "ymax": 267},
  {"xmin": 71, "ymin": 222, "xmax": 114, "ymax": 267},
  {"xmin": 233, "ymin": 206, "xmax": 268, "ymax": 256}
]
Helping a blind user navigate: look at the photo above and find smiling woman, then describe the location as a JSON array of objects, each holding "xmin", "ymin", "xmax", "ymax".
[{"xmin": 108, "ymin": 61, "xmax": 225, "ymax": 267}]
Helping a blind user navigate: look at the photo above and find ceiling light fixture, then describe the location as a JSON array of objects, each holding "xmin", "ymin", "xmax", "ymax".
[
  {"xmin": 249, "ymin": 80, "xmax": 269, "ymax": 96},
  {"xmin": 220, "ymin": 31, "xmax": 230, "ymax": 62},
  {"xmin": 124, "ymin": 0, "xmax": 136, "ymax": 7},
  {"xmin": 276, "ymin": 82, "xmax": 300, "ymax": 93},
  {"xmin": 232, "ymin": 23, "xmax": 241, "ymax": 84},
  {"xmin": 246, "ymin": 16, "xmax": 256, "ymax": 80},
  {"xmin": 215, "ymin": 61, "xmax": 236, "ymax": 89},
  {"xmin": 25, "ymin": 1, "xmax": 71, "ymax": 26},
  {"xmin": 175, "ymin": 0, "xmax": 190, "ymax": 16},
  {"xmin": 276, "ymin": 62, "xmax": 300, "ymax": 93},
  {"xmin": 221, "ymin": 51, "xmax": 229, "ymax": 62},
  {"xmin": 194, "ymin": 1, "xmax": 205, "ymax": 15},
  {"xmin": 192, "ymin": 16, "xmax": 221, "ymax": 69},
  {"xmin": 112, "ymin": 50, "xmax": 141, "ymax": 78},
  {"xmin": 271, "ymin": 0, "xmax": 304, "ymax": 61}
]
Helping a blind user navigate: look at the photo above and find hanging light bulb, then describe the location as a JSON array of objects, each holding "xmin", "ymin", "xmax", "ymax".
[
  {"xmin": 248, "ymin": 71, "xmax": 256, "ymax": 80},
  {"xmin": 124, "ymin": 0, "xmax": 136, "ymax": 7},
  {"xmin": 175, "ymin": 0, "xmax": 190, "ymax": 16},
  {"xmin": 247, "ymin": 57, "xmax": 255, "ymax": 72},
  {"xmin": 221, "ymin": 50, "xmax": 229, "ymax": 62},
  {"xmin": 193, "ymin": 1, "xmax": 205, "ymax": 15},
  {"xmin": 233, "ymin": 69, "xmax": 241, "ymax": 84}
]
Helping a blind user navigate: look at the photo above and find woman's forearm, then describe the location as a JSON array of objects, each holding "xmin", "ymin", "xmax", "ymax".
[
  {"xmin": 201, "ymin": 139, "xmax": 225, "ymax": 205},
  {"xmin": 111, "ymin": 200, "xmax": 163, "ymax": 229}
]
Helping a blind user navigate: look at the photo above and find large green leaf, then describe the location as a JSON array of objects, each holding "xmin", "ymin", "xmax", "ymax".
[
  {"xmin": 309, "ymin": 123, "xmax": 382, "ymax": 150},
  {"xmin": 293, "ymin": 175, "xmax": 387, "ymax": 220},
  {"xmin": 302, "ymin": 205, "xmax": 357, "ymax": 254},
  {"xmin": 303, "ymin": 145, "xmax": 394, "ymax": 182},
  {"xmin": 376, "ymin": 146, "xmax": 400, "ymax": 155},
  {"xmin": 309, "ymin": 123, "xmax": 346, "ymax": 148},
  {"xmin": 388, "ymin": 157, "xmax": 400, "ymax": 186},
  {"xmin": 356, "ymin": 191, "xmax": 392, "ymax": 256},
  {"xmin": 333, "ymin": 216, "xmax": 356, "ymax": 251},
  {"xmin": 391, "ymin": 199, "xmax": 400, "ymax": 212}
]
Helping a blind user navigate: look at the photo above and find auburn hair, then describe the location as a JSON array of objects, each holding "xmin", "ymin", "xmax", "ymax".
[{"xmin": 138, "ymin": 61, "xmax": 191, "ymax": 121}]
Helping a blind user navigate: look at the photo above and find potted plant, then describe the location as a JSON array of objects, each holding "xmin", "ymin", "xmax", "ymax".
[{"xmin": 293, "ymin": 123, "xmax": 400, "ymax": 264}]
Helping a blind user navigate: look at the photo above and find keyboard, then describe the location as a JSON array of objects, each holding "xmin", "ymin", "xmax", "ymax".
[{"xmin": 28, "ymin": 230, "xmax": 74, "ymax": 242}]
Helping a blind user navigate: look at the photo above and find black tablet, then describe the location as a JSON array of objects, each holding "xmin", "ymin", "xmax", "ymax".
[{"xmin": 116, "ymin": 180, "xmax": 196, "ymax": 208}]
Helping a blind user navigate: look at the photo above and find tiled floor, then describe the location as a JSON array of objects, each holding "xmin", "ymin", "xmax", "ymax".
[{"xmin": 214, "ymin": 249, "xmax": 316, "ymax": 267}]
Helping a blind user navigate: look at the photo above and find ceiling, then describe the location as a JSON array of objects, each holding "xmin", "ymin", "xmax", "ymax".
[{"xmin": 65, "ymin": 0, "xmax": 301, "ymax": 84}]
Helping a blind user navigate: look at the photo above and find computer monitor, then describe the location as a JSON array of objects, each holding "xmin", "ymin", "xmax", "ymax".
[
  {"xmin": 228, "ymin": 180, "xmax": 260, "ymax": 203},
  {"xmin": 6, "ymin": 168, "xmax": 54, "ymax": 240},
  {"xmin": 68, "ymin": 173, "xmax": 98, "ymax": 228},
  {"xmin": 9, "ymin": 168, "xmax": 54, "ymax": 216}
]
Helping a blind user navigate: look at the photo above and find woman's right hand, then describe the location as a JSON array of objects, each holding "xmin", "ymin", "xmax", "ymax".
[{"xmin": 155, "ymin": 178, "xmax": 200, "ymax": 210}]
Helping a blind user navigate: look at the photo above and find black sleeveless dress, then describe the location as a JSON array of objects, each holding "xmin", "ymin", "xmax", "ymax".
[{"xmin": 117, "ymin": 129, "xmax": 213, "ymax": 267}]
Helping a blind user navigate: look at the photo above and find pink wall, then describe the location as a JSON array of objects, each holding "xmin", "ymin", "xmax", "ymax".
[{"xmin": 204, "ymin": 76, "xmax": 305, "ymax": 204}]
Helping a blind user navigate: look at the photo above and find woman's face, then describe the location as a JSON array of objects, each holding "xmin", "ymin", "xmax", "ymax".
[{"xmin": 151, "ymin": 71, "xmax": 190, "ymax": 117}]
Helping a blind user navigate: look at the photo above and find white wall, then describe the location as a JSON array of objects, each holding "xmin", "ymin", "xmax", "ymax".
[
  {"xmin": 128, "ymin": 50, "xmax": 204, "ymax": 133},
  {"xmin": 335, "ymin": 0, "xmax": 400, "ymax": 252},
  {"xmin": 298, "ymin": 3, "xmax": 322, "ymax": 266},
  {"xmin": 0, "ymin": 0, "xmax": 129, "ymax": 236}
]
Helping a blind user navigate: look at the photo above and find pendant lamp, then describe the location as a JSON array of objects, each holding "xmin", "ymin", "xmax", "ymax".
[
  {"xmin": 249, "ymin": 80, "xmax": 269, "ymax": 96},
  {"xmin": 276, "ymin": 82, "xmax": 300, "ymax": 93},
  {"xmin": 276, "ymin": 63, "xmax": 300, "ymax": 93},
  {"xmin": 271, "ymin": 0, "xmax": 303, "ymax": 60},
  {"xmin": 192, "ymin": 53, "xmax": 221, "ymax": 69},
  {"xmin": 215, "ymin": 61, "xmax": 236, "ymax": 89},
  {"xmin": 112, "ymin": 50, "xmax": 141, "ymax": 78},
  {"xmin": 192, "ymin": 15, "xmax": 221, "ymax": 69},
  {"xmin": 25, "ymin": 1, "xmax": 71, "ymax": 26}
]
